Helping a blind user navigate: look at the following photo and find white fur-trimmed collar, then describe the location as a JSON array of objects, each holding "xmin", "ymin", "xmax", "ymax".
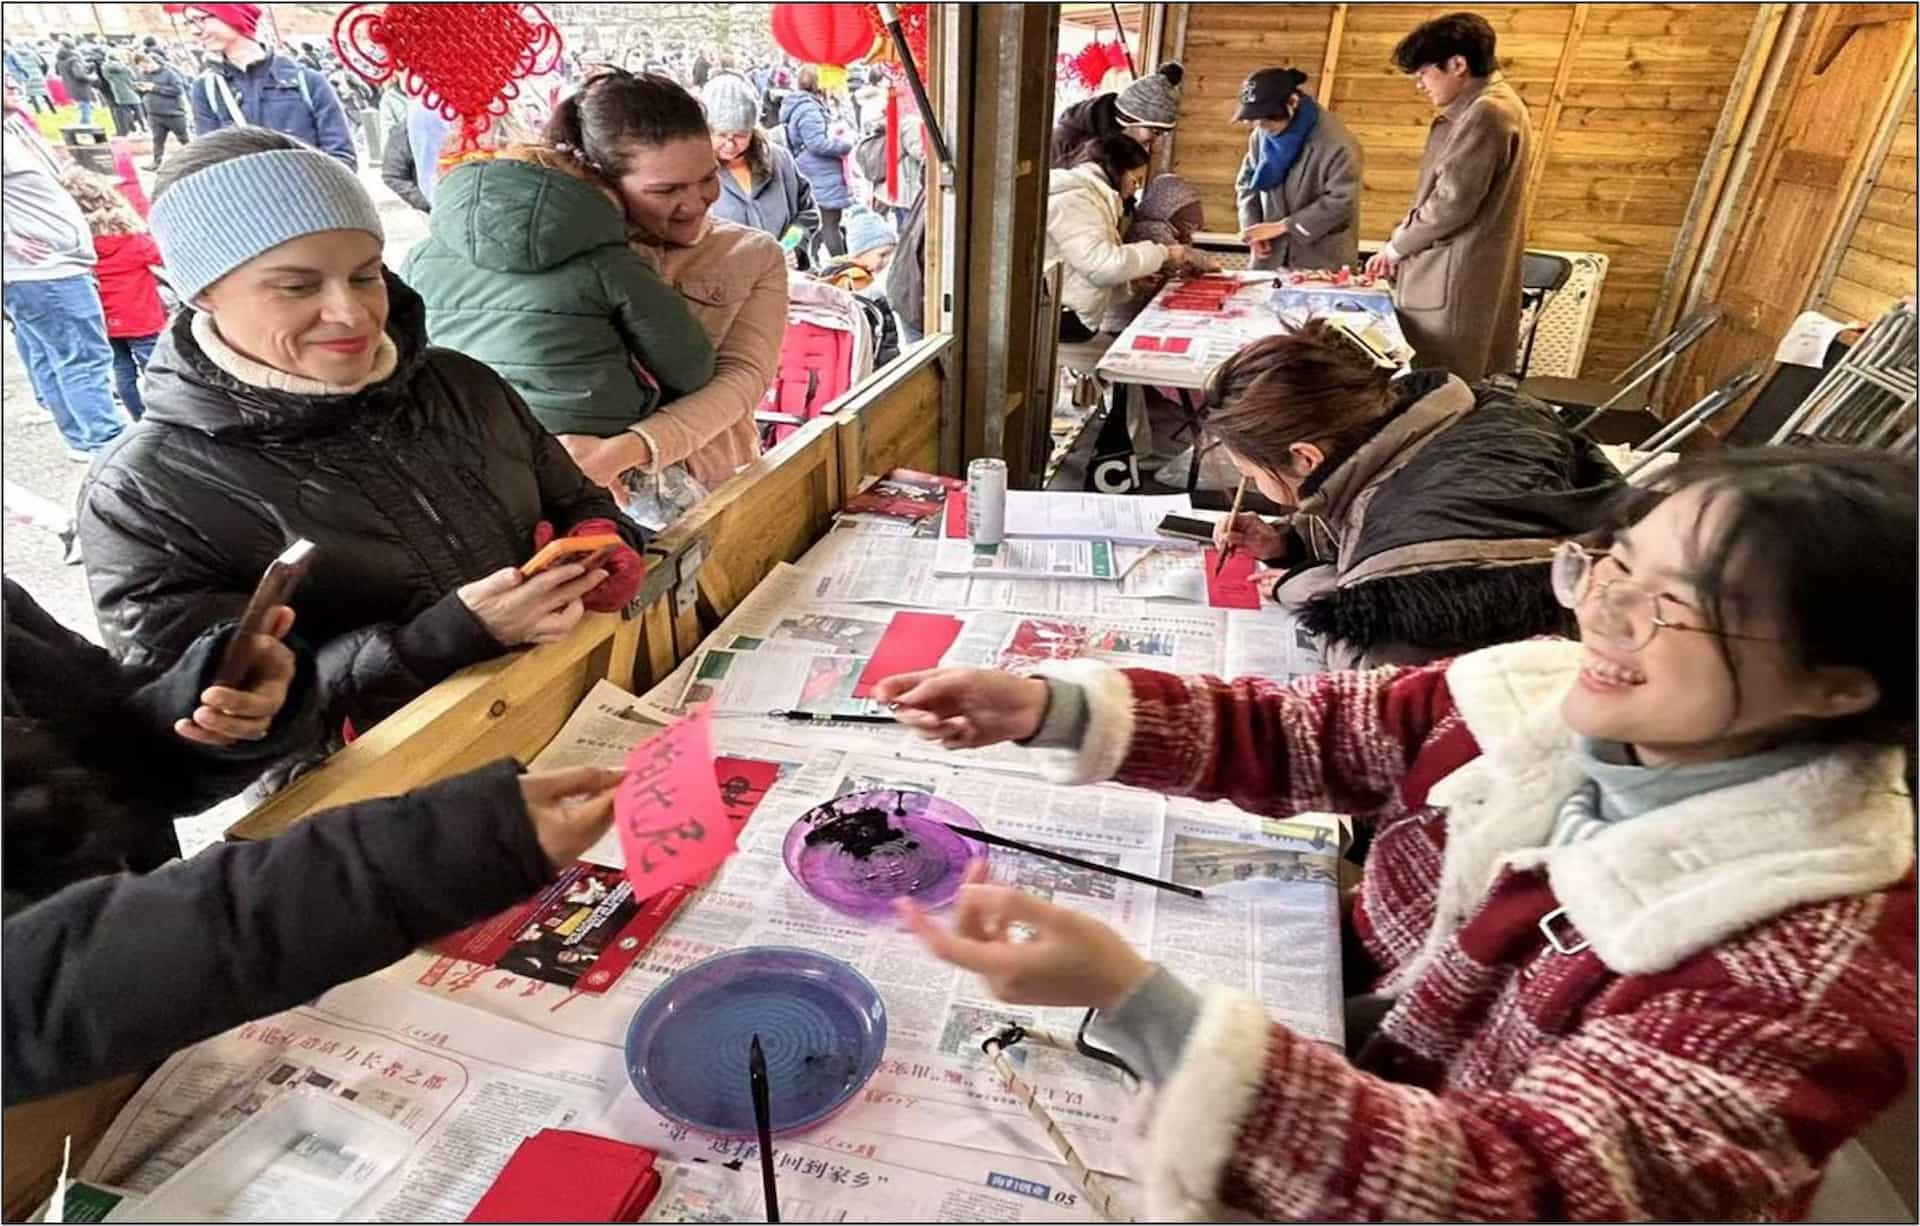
[{"xmin": 1386, "ymin": 639, "xmax": 1915, "ymax": 988}]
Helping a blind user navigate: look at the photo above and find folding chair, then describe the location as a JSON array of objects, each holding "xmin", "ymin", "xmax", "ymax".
[
  {"xmin": 1515, "ymin": 252, "xmax": 1572, "ymax": 380},
  {"xmin": 1524, "ymin": 304, "xmax": 1725, "ymax": 444},
  {"xmin": 1616, "ymin": 360, "xmax": 1767, "ymax": 479},
  {"xmin": 1770, "ymin": 303, "xmax": 1917, "ymax": 451}
]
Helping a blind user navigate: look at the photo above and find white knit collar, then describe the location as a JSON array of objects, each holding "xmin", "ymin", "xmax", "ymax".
[
  {"xmin": 1388, "ymin": 640, "xmax": 1914, "ymax": 984},
  {"xmin": 192, "ymin": 311, "xmax": 399, "ymax": 397}
]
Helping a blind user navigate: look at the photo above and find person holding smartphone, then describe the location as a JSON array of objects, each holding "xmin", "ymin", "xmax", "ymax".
[
  {"xmin": 2, "ymin": 577, "xmax": 628, "ymax": 1105},
  {"xmin": 76, "ymin": 128, "xmax": 647, "ymax": 762}
]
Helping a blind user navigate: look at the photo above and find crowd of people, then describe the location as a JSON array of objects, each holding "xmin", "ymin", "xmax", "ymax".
[{"xmin": 2, "ymin": 6, "xmax": 1916, "ymax": 1222}]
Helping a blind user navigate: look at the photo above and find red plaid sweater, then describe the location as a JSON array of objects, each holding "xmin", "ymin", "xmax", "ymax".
[{"xmin": 1038, "ymin": 641, "xmax": 1916, "ymax": 1221}]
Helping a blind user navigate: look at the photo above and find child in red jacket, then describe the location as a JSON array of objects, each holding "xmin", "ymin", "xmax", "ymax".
[{"xmin": 60, "ymin": 169, "xmax": 167, "ymax": 420}]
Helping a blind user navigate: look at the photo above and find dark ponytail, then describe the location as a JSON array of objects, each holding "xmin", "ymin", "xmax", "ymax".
[{"xmin": 543, "ymin": 70, "xmax": 709, "ymax": 180}]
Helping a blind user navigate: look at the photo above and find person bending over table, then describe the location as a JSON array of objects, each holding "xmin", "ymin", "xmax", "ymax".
[
  {"xmin": 1206, "ymin": 321, "xmax": 1619, "ymax": 669},
  {"xmin": 1048, "ymin": 135, "xmax": 1211, "ymax": 343},
  {"xmin": 1234, "ymin": 66, "xmax": 1364, "ymax": 273},
  {"xmin": 77, "ymin": 129, "xmax": 645, "ymax": 760},
  {"xmin": 879, "ymin": 446, "xmax": 1917, "ymax": 1222},
  {"xmin": 543, "ymin": 70, "xmax": 790, "ymax": 533},
  {"xmin": 2, "ymin": 578, "xmax": 622, "ymax": 1106}
]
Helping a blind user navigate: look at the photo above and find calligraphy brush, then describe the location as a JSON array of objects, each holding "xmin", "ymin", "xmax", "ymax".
[
  {"xmin": 750, "ymin": 1034, "xmax": 779, "ymax": 1223},
  {"xmin": 1215, "ymin": 476, "xmax": 1248, "ymax": 578},
  {"xmin": 940, "ymin": 823, "xmax": 1204, "ymax": 900}
]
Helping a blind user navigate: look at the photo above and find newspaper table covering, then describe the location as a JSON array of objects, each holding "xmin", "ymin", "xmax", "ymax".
[
  {"xmin": 1095, "ymin": 271, "xmax": 1287, "ymax": 388},
  {"xmin": 84, "ymin": 513, "xmax": 1342, "ymax": 1222}
]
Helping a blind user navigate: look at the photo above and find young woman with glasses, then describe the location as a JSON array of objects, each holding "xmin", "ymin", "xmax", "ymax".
[{"xmin": 876, "ymin": 446, "xmax": 1916, "ymax": 1221}]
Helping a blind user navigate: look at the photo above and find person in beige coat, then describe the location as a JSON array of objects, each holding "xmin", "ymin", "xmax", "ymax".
[
  {"xmin": 1234, "ymin": 67, "xmax": 1364, "ymax": 272},
  {"xmin": 542, "ymin": 70, "xmax": 789, "ymax": 530},
  {"xmin": 1366, "ymin": 13, "xmax": 1532, "ymax": 382}
]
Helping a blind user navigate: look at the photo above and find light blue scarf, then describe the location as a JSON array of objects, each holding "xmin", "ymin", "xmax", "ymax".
[{"xmin": 1247, "ymin": 93, "xmax": 1321, "ymax": 192}]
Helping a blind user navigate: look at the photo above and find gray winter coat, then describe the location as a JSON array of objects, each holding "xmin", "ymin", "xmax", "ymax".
[
  {"xmin": 1236, "ymin": 107, "xmax": 1364, "ymax": 272},
  {"xmin": 712, "ymin": 135, "xmax": 819, "ymax": 243}
]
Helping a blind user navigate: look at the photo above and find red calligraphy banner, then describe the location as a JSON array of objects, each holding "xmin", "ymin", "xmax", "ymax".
[{"xmin": 613, "ymin": 706, "xmax": 739, "ymax": 901}]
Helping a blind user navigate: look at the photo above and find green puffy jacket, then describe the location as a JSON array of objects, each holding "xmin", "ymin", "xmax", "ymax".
[{"xmin": 403, "ymin": 159, "xmax": 716, "ymax": 437}]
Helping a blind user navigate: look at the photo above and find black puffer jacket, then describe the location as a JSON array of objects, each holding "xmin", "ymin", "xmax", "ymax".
[
  {"xmin": 2, "ymin": 578, "xmax": 319, "ymax": 908},
  {"xmin": 78, "ymin": 274, "xmax": 638, "ymax": 737},
  {"xmin": 1276, "ymin": 370, "xmax": 1621, "ymax": 661},
  {"xmin": 2, "ymin": 579, "xmax": 558, "ymax": 1107}
]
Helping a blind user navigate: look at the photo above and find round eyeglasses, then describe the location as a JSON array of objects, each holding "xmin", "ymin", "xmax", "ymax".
[{"xmin": 1550, "ymin": 541, "xmax": 1780, "ymax": 651}]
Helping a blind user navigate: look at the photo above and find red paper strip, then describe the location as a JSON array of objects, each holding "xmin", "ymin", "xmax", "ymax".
[
  {"xmin": 1164, "ymin": 336, "xmax": 1192, "ymax": 354},
  {"xmin": 855, "ymin": 611, "xmax": 965, "ymax": 697},
  {"xmin": 1205, "ymin": 548, "xmax": 1263, "ymax": 610},
  {"xmin": 614, "ymin": 706, "xmax": 738, "ymax": 901},
  {"xmin": 944, "ymin": 488, "xmax": 969, "ymax": 538}
]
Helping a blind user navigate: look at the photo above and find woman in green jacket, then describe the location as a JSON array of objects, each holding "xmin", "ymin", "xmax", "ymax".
[{"xmin": 404, "ymin": 143, "xmax": 716, "ymax": 516}]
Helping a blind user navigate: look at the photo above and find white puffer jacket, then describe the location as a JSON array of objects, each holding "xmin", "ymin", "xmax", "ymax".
[{"xmin": 1045, "ymin": 163, "xmax": 1170, "ymax": 330}]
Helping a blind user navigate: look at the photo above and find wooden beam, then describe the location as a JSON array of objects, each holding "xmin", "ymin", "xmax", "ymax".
[
  {"xmin": 1154, "ymin": 3, "xmax": 1191, "ymax": 179},
  {"xmin": 1318, "ymin": 4, "xmax": 1348, "ymax": 101},
  {"xmin": 1522, "ymin": 4, "xmax": 1590, "ymax": 230},
  {"xmin": 1649, "ymin": 4, "xmax": 1790, "ymax": 343},
  {"xmin": 1669, "ymin": 3, "xmax": 1806, "ymax": 330},
  {"xmin": 1809, "ymin": 26, "xmax": 1917, "ymax": 312}
]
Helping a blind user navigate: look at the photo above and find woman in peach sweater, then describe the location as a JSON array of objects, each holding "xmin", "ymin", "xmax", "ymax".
[{"xmin": 546, "ymin": 70, "xmax": 789, "ymax": 529}]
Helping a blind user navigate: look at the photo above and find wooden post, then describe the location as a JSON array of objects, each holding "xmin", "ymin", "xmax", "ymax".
[
  {"xmin": 1648, "ymin": 4, "xmax": 1790, "ymax": 343},
  {"xmin": 1154, "ymin": 4, "xmax": 1192, "ymax": 180},
  {"xmin": 1318, "ymin": 4, "xmax": 1348, "ymax": 101},
  {"xmin": 1807, "ymin": 26, "xmax": 1917, "ymax": 311},
  {"xmin": 1523, "ymin": 4, "xmax": 1590, "ymax": 223},
  {"xmin": 1668, "ymin": 3, "xmax": 1807, "ymax": 332}
]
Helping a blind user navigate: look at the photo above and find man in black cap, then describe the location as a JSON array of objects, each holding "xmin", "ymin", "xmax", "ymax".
[{"xmin": 1233, "ymin": 66, "xmax": 1364, "ymax": 273}]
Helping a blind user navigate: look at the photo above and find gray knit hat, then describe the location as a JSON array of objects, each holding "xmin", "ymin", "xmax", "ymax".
[
  {"xmin": 701, "ymin": 72, "xmax": 761, "ymax": 134},
  {"xmin": 1116, "ymin": 62, "xmax": 1184, "ymax": 129},
  {"xmin": 151, "ymin": 148, "xmax": 384, "ymax": 302}
]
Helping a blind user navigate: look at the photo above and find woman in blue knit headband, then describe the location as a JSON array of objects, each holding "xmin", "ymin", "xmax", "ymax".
[{"xmin": 75, "ymin": 128, "xmax": 647, "ymax": 770}]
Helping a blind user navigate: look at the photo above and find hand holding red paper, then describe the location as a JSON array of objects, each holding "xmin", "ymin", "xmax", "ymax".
[{"xmin": 612, "ymin": 706, "xmax": 744, "ymax": 899}]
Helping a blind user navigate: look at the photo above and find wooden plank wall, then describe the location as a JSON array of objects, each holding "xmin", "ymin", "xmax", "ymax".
[
  {"xmin": 1823, "ymin": 87, "xmax": 1919, "ymax": 320},
  {"xmin": 1170, "ymin": 3, "xmax": 1760, "ymax": 376}
]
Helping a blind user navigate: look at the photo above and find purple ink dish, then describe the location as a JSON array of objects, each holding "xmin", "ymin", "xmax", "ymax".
[
  {"xmin": 782, "ymin": 790, "xmax": 988, "ymax": 920},
  {"xmin": 624, "ymin": 946, "xmax": 886, "ymax": 1136}
]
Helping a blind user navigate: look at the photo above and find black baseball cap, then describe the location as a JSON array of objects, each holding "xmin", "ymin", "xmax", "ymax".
[{"xmin": 1234, "ymin": 67, "xmax": 1309, "ymax": 121}]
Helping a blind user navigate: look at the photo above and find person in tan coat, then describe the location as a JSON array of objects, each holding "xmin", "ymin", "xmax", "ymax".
[
  {"xmin": 1366, "ymin": 13, "xmax": 1532, "ymax": 382},
  {"xmin": 542, "ymin": 70, "xmax": 789, "ymax": 530}
]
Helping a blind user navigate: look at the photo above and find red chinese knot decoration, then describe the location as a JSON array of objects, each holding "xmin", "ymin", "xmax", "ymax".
[
  {"xmin": 332, "ymin": 3, "xmax": 561, "ymax": 152},
  {"xmin": 862, "ymin": 3, "xmax": 931, "ymax": 86}
]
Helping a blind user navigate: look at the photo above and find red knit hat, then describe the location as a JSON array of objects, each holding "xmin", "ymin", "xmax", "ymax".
[{"xmin": 163, "ymin": 4, "xmax": 263, "ymax": 40}]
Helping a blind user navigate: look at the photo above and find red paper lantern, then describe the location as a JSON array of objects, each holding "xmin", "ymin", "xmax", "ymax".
[{"xmin": 771, "ymin": 3, "xmax": 879, "ymax": 70}]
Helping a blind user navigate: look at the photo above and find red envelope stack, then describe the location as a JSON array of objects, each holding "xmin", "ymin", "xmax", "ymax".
[{"xmin": 466, "ymin": 1130, "xmax": 661, "ymax": 1223}]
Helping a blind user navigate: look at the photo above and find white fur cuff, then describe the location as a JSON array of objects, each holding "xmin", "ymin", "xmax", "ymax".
[
  {"xmin": 1030, "ymin": 659, "xmax": 1135, "ymax": 785},
  {"xmin": 1140, "ymin": 986, "xmax": 1272, "ymax": 1221}
]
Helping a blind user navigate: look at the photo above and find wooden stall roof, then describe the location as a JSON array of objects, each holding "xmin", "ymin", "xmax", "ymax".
[
  {"xmin": 1824, "ymin": 87, "xmax": 1919, "ymax": 322},
  {"xmin": 1169, "ymin": 2, "xmax": 1763, "ymax": 378}
]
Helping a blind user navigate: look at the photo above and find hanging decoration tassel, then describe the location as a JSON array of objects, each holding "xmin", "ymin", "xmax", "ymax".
[
  {"xmin": 332, "ymin": 2, "xmax": 561, "ymax": 164},
  {"xmin": 884, "ymin": 78, "xmax": 901, "ymax": 201}
]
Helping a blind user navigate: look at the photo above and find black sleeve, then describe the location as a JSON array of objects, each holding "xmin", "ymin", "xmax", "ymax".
[
  {"xmin": 483, "ymin": 358, "xmax": 643, "ymax": 550},
  {"xmin": 2, "ymin": 759, "xmax": 549, "ymax": 1106},
  {"xmin": 80, "ymin": 468, "xmax": 501, "ymax": 739},
  {"xmin": 3, "ymin": 578, "xmax": 321, "ymax": 821}
]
